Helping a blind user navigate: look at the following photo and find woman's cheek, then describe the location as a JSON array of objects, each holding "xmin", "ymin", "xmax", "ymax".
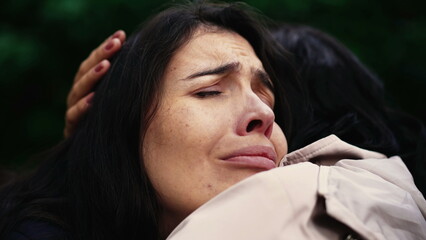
[{"xmin": 270, "ymin": 122, "xmax": 288, "ymax": 163}]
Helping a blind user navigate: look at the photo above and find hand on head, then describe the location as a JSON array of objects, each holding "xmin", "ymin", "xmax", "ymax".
[{"xmin": 64, "ymin": 30, "xmax": 126, "ymax": 137}]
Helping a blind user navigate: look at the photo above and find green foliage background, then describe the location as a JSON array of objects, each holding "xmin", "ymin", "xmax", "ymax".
[{"xmin": 1, "ymin": 0, "xmax": 425, "ymax": 169}]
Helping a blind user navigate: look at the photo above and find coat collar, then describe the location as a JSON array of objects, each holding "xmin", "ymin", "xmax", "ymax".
[{"xmin": 280, "ymin": 135, "xmax": 386, "ymax": 167}]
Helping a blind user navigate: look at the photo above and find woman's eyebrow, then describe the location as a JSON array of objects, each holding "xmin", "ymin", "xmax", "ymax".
[{"xmin": 183, "ymin": 62, "xmax": 240, "ymax": 80}]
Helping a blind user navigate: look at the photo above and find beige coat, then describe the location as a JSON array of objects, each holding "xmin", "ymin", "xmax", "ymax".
[{"xmin": 167, "ymin": 135, "xmax": 426, "ymax": 240}]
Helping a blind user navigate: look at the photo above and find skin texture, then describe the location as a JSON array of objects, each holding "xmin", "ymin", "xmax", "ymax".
[{"xmin": 142, "ymin": 28, "xmax": 288, "ymax": 230}]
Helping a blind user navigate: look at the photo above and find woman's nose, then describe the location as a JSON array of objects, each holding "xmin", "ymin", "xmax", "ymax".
[{"xmin": 236, "ymin": 93, "xmax": 275, "ymax": 138}]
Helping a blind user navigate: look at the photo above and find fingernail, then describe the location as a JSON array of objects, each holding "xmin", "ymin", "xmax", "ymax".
[
  {"xmin": 94, "ymin": 63, "xmax": 104, "ymax": 73},
  {"xmin": 105, "ymin": 41, "xmax": 114, "ymax": 51},
  {"xmin": 112, "ymin": 30, "xmax": 121, "ymax": 39}
]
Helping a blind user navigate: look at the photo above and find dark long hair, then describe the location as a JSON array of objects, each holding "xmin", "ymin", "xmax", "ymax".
[
  {"xmin": 0, "ymin": 3, "xmax": 300, "ymax": 240},
  {"xmin": 272, "ymin": 24, "xmax": 426, "ymax": 193}
]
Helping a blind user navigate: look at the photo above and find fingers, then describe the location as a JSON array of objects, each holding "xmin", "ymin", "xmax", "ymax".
[
  {"xmin": 65, "ymin": 30, "xmax": 126, "ymax": 138},
  {"xmin": 64, "ymin": 92, "xmax": 95, "ymax": 138},
  {"xmin": 67, "ymin": 59, "xmax": 110, "ymax": 108},
  {"xmin": 68, "ymin": 30, "xmax": 126, "ymax": 108},
  {"xmin": 74, "ymin": 30, "xmax": 126, "ymax": 83}
]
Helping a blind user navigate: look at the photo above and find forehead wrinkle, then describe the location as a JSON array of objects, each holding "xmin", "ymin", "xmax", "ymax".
[{"xmin": 169, "ymin": 29, "xmax": 263, "ymax": 85}]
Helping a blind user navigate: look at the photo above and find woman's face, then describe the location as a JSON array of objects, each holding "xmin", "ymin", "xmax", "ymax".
[{"xmin": 143, "ymin": 28, "xmax": 287, "ymax": 224}]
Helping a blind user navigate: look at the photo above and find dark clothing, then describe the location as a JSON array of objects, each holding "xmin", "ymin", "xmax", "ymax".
[{"xmin": 6, "ymin": 220, "xmax": 69, "ymax": 240}]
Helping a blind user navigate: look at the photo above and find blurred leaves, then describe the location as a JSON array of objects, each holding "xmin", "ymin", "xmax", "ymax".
[{"xmin": 0, "ymin": 0, "xmax": 425, "ymax": 168}]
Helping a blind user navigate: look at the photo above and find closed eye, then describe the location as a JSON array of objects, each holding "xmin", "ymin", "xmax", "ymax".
[{"xmin": 195, "ymin": 91, "xmax": 222, "ymax": 98}]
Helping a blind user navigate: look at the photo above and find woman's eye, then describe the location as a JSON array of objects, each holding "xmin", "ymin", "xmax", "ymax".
[{"xmin": 195, "ymin": 91, "xmax": 222, "ymax": 98}]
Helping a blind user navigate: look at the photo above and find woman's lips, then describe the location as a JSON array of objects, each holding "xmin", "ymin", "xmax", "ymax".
[{"xmin": 222, "ymin": 146, "xmax": 277, "ymax": 170}]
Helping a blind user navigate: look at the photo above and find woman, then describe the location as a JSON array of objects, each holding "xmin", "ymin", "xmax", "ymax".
[
  {"xmin": 67, "ymin": 24, "xmax": 426, "ymax": 195},
  {"xmin": 162, "ymin": 24, "xmax": 426, "ymax": 239},
  {"xmin": 2, "ymin": 2, "xmax": 425, "ymax": 240},
  {"xmin": 0, "ymin": 2, "xmax": 296, "ymax": 239}
]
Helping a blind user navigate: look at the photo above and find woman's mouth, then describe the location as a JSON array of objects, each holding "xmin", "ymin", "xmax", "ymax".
[{"xmin": 221, "ymin": 146, "xmax": 277, "ymax": 170}]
